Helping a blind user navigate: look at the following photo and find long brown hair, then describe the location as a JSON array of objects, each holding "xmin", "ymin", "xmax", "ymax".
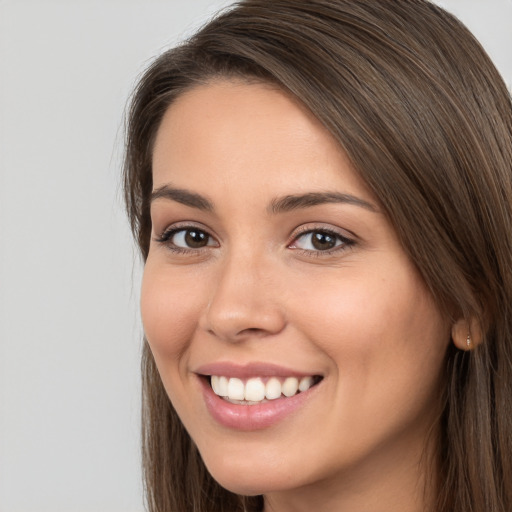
[{"xmin": 123, "ymin": 1, "xmax": 512, "ymax": 510}]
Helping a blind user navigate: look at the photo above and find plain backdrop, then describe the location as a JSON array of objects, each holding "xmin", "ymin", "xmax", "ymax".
[{"xmin": 0, "ymin": 1, "xmax": 510, "ymax": 511}]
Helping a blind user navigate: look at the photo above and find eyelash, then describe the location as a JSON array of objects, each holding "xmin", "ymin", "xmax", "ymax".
[
  {"xmin": 289, "ymin": 226, "xmax": 355, "ymax": 257},
  {"xmin": 154, "ymin": 225, "xmax": 355, "ymax": 257},
  {"xmin": 154, "ymin": 225, "xmax": 216, "ymax": 255}
]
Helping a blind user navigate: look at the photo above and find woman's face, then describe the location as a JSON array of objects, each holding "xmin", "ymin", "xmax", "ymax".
[{"xmin": 142, "ymin": 80, "xmax": 451, "ymax": 502}]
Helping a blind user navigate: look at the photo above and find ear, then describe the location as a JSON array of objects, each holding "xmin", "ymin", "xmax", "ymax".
[{"xmin": 451, "ymin": 317, "xmax": 483, "ymax": 351}]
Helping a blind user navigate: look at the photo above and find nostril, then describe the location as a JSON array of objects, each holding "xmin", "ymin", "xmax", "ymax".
[{"xmin": 239, "ymin": 327, "xmax": 266, "ymax": 336}]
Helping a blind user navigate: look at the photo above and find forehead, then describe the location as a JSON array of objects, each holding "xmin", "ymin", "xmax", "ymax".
[
  {"xmin": 152, "ymin": 80, "xmax": 370, "ymax": 195},
  {"xmin": 149, "ymin": 81, "xmax": 383, "ymax": 225},
  {"xmin": 152, "ymin": 79, "xmax": 338, "ymax": 169}
]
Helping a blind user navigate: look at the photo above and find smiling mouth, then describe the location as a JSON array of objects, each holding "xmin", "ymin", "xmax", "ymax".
[{"xmin": 208, "ymin": 375, "xmax": 323, "ymax": 405}]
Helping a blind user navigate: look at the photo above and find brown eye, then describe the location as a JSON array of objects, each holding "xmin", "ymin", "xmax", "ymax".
[
  {"xmin": 291, "ymin": 229, "xmax": 351, "ymax": 253},
  {"xmin": 311, "ymin": 231, "xmax": 337, "ymax": 250},
  {"xmin": 183, "ymin": 229, "xmax": 209, "ymax": 248},
  {"xmin": 166, "ymin": 228, "xmax": 216, "ymax": 249}
]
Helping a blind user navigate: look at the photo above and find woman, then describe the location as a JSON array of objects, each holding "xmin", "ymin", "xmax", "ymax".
[{"xmin": 123, "ymin": 1, "xmax": 512, "ymax": 511}]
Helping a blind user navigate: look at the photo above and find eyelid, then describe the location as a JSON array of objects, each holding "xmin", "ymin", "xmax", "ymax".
[
  {"xmin": 291, "ymin": 222, "xmax": 356, "ymax": 239},
  {"xmin": 154, "ymin": 220, "xmax": 210, "ymax": 238}
]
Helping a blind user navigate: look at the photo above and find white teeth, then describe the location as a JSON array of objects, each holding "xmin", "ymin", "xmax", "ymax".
[
  {"xmin": 210, "ymin": 375, "xmax": 318, "ymax": 402},
  {"xmin": 211, "ymin": 375, "xmax": 220, "ymax": 395},
  {"xmin": 282, "ymin": 377, "xmax": 299, "ymax": 397},
  {"xmin": 218, "ymin": 376, "xmax": 229, "ymax": 396},
  {"xmin": 227, "ymin": 377, "xmax": 245, "ymax": 400},
  {"xmin": 245, "ymin": 378, "xmax": 266, "ymax": 401},
  {"xmin": 299, "ymin": 376, "xmax": 314, "ymax": 392},
  {"xmin": 265, "ymin": 377, "xmax": 282, "ymax": 400}
]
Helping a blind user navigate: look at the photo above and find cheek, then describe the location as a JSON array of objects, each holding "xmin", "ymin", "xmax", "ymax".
[
  {"xmin": 286, "ymin": 265, "xmax": 450, "ymax": 463},
  {"xmin": 291, "ymin": 262, "xmax": 450, "ymax": 393},
  {"xmin": 140, "ymin": 262, "xmax": 204, "ymax": 363}
]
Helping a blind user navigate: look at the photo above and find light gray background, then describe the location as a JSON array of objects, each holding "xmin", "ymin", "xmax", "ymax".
[{"xmin": 0, "ymin": 1, "xmax": 510, "ymax": 511}]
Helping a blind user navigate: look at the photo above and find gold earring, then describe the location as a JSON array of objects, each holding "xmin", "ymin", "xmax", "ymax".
[{"xmin": 466, "ymin": 333, "xmax": 471, "ymax": 349}]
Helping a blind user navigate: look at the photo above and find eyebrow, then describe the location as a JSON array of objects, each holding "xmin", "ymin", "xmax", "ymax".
[
  {"xmin": 150, "ymin": 185, "xmax": 377, "ymax": 214},
  {"xmin": 150, "ymin": 185, "xmax": 214, "ymax": 211},
  {"xmin": 269, "ymin": 192, "xmax": 377, "ymax": 214}
]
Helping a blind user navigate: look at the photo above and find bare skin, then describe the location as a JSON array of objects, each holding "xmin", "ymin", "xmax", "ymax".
[{"xmin": 142, "ymin": 80, "xmax": 450, "ymax": 511}]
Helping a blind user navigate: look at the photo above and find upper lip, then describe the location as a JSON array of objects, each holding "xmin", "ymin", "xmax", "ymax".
[{"xmin": 194, "ymin": 361, "xmax": 322, "ymax": 379}]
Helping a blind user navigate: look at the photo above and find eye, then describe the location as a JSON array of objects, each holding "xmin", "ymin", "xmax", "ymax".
[
  {"xmin": 290, "ymin": 229, "xmax": 352, "ymax": 252},
  {"xmin": 156, "ymin": 227, "xmax": 218, "ymax": 250},
  {"xmin": 173, "ymin": 228, "xmax": 213, "ymax": 248}
]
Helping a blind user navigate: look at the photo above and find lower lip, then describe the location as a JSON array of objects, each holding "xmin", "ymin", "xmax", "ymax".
[{"xmin": 199, "ymin": 377, "xmax": 321, "ymax": 431}]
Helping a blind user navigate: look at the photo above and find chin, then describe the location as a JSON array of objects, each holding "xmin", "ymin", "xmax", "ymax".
[{"xmin": 201, "ymin": 453, "xmax": 295, "ymax": 496}]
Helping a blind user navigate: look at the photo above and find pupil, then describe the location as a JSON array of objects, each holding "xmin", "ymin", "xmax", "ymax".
[
  {"xmin": 312, "ymin": 231, "xmax": 336, "ymax": 250},
  {"xmin": 185, "ymin": 230, "xmax": 208, "ymax": 248}
]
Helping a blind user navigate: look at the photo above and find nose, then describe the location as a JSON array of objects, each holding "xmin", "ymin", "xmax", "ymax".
[{"xmin": 200, "ymin": 252, "xmax": 286, "ymax": 342}]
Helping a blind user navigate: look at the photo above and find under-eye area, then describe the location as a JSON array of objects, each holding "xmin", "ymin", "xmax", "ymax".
[{"xmin": 205, "ymin": 375, "xmax": 324, "ymax": 404}]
